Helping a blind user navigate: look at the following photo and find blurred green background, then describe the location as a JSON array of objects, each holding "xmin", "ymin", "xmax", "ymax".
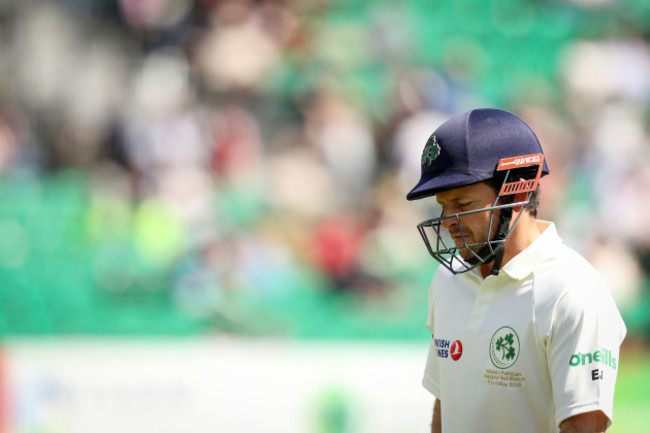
[{"xmin": 0, "ymin": 0, "xmax": 649, "ymax": 430}]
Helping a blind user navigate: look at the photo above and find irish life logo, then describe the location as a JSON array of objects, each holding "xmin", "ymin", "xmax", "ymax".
[{"xmin": 489, "ymin": 326, "xmax": 520, "ymax": 369}]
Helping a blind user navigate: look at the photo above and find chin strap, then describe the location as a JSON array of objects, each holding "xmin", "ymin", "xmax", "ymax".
[{"xmin": 490, "ymin": 197, "xmax": 515, "ymax": 276}]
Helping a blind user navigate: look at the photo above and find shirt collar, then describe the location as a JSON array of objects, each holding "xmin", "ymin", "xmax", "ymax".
[{"xmin": 499, "ymin": 220, "xmax": 561, "ymax": 280}]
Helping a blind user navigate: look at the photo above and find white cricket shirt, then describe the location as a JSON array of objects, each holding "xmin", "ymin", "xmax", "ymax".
[{"xmin": 422, "ymin": 221, "xmax": 626, "ymax": 433}]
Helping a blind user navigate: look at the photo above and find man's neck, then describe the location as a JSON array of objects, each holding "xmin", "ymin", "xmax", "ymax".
[{"xmin": 479, "ymin": 215, "xmax": 542, "ymax": 278}]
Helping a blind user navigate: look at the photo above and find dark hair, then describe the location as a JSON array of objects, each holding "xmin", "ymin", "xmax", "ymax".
[{"xmin": 526, "ymin": 187, "xmax": 541, "ymax": 218}]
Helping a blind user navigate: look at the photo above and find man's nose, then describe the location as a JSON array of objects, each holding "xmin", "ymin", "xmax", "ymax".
[{"xmin": 440, "ymin": 207, "xmax": 459, "ymax": 230}]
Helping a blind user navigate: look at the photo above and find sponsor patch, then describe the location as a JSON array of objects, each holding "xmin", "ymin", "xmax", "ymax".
[
  {"xmin": 569, "ymin": 349, "xmax": 617, "ymax": 370},
  {"xmin": 434, "ymin": 338, "xmax": 463, "ymax": 361}
]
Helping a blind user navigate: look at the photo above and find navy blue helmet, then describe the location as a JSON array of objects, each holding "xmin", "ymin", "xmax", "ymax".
[{"xmin": 407, "ymin": 108, "xmax": 549, "ymax": 274}]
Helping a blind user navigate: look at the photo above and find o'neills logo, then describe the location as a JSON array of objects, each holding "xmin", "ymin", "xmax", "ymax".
[{"xmin": 569, "ymin": 349, "xmax": 617, "ymax": 370}]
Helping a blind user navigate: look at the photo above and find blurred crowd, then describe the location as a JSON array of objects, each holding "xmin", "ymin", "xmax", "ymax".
[{"xmin": 1, "ymin": 0, "xmax": 650, "ymax": 340}]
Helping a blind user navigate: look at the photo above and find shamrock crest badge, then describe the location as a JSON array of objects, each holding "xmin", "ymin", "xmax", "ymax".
[
  {"xmin": 421, "ymin": 134, "xmax": 441, "ymax": 167},
  {"xmin": 489, "ymin": 326, "xmax": 520, "ymax": 369}
]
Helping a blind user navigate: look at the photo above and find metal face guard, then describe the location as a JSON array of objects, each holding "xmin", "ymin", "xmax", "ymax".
[
  {"xmin": 415, "ymin": 153, "xmax": 545, "ymax": 274},
  {"xmin": 417, "ymin": 191, "xmax": 535, "ymax": 274}
]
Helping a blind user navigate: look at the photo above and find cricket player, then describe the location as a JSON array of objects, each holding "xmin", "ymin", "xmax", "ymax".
[{"xmin": 406, "ymin": 108, "xmax": 626, "ymax": 433}]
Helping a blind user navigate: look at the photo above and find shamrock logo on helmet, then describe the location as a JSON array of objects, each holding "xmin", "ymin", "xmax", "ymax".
[{"xmin": 421, "ymin": 134, "xmax": 441, "ymax": 167}]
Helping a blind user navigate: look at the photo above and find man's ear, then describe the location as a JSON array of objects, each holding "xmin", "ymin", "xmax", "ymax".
[{"xmin": 512, "ymin": 192, "xmax": 529, "ymax": 213}]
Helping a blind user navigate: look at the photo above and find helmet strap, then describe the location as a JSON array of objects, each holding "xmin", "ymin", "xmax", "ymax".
[
  {"xmin": 490, "ymin": 196, "xmax": 515, "ymax": 275},
  {"xmin": 464, "ymin": 244, "xmax": 496, "ymax": 266}
]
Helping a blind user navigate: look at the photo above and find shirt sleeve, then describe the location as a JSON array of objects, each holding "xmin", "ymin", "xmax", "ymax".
[
  {"xmin": 547, "ymin": 280, "xmax": 627, "ymax": 428},
  {"xmin": 423, "ymin": 335, "xmax": 441, "ymax": 396},
  {"xmin": 422, "ymin": 276, "xmax": 441, "ymax": 397}
]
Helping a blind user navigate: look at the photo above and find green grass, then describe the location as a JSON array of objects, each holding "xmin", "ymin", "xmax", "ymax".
[{"xmin": 609, "ymin": 346, "xmax": 650, "ymax": 433}]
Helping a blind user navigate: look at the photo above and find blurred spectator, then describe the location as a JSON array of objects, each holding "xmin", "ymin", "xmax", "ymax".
[
  {"xmin": 303, "ymin": 89, "xmax": 377, "ymax": 207},
  {"xmin": 194, "ymin": 0, "xmax": 283, "ymax": 92}
]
